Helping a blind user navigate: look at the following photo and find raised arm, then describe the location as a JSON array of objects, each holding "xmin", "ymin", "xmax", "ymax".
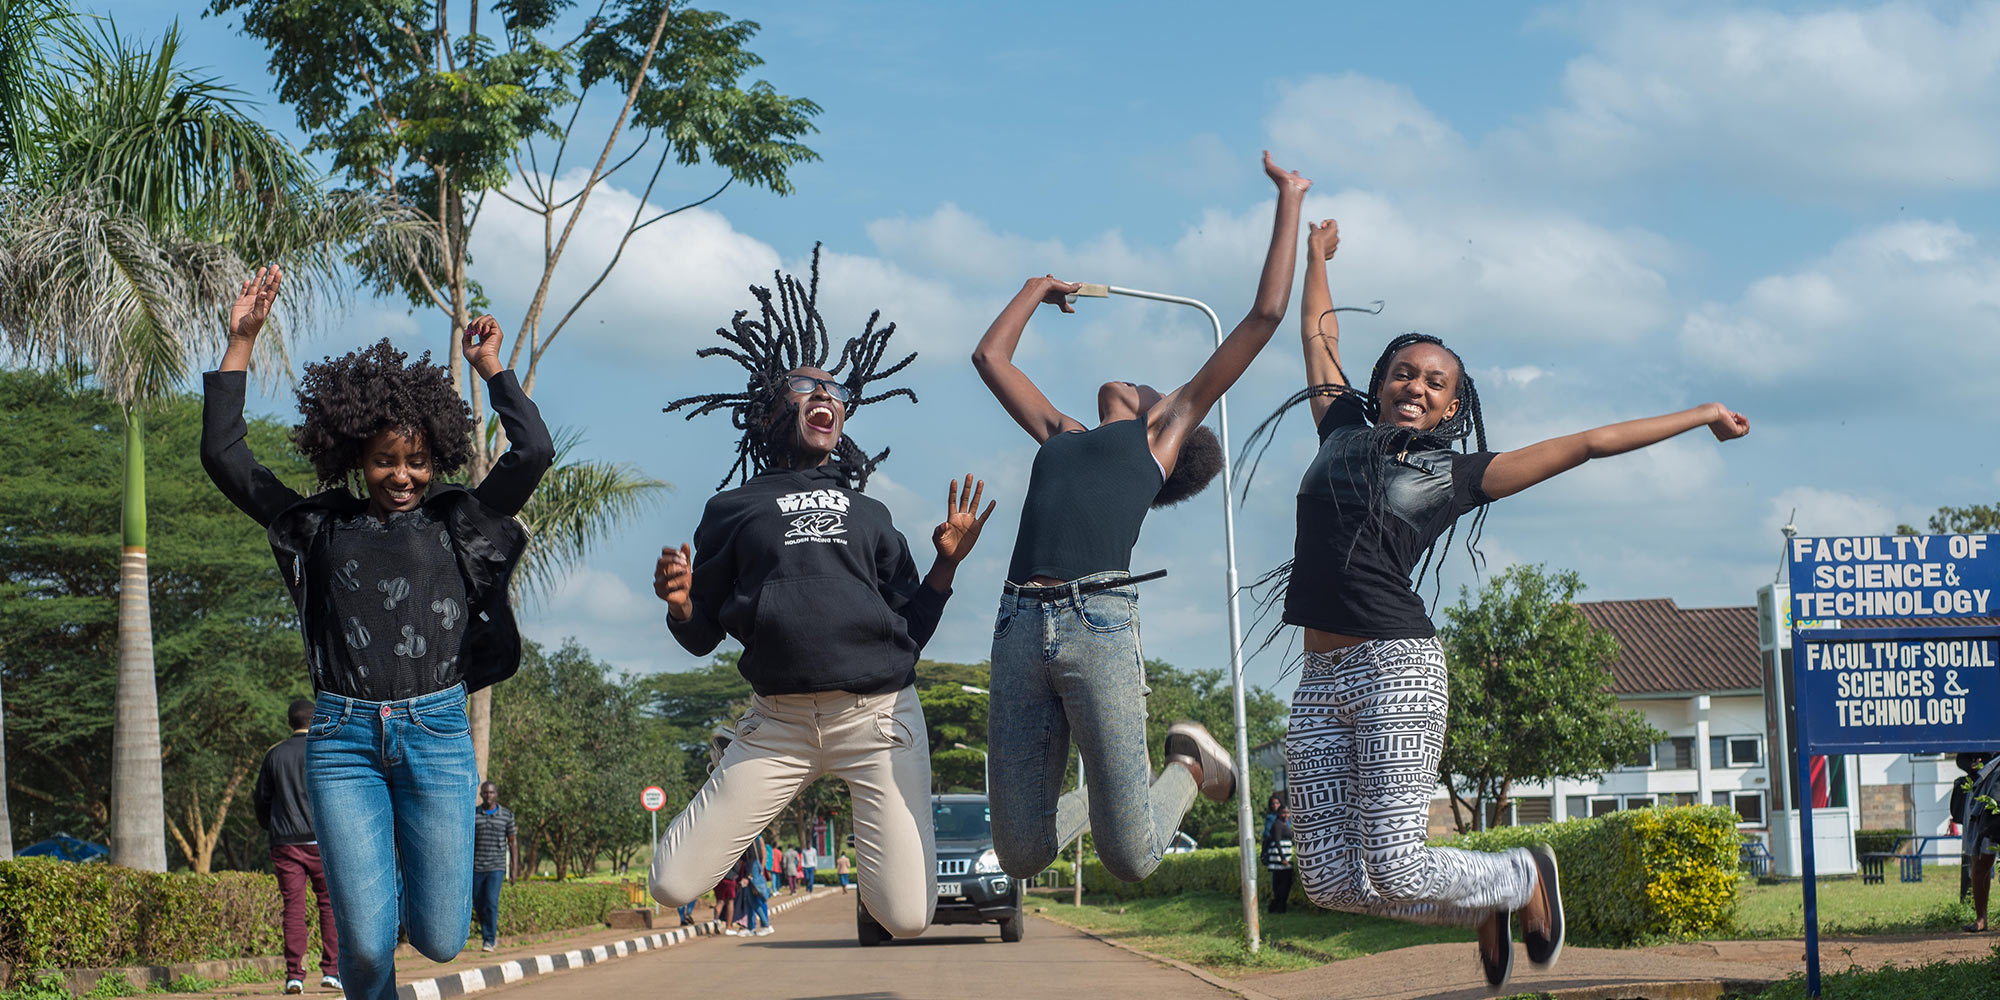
[
  {"xmin": 1480, "ymin": 403, "xmax": 1750, "ymax": 501},
  {"xmin": 1151, "ymin": 152, "xmax": 1310, "ymax": 468},
  {"xmin": 463, "ymin": 315, "xmax": 555, "ymax": 516},
  {"xmin": 971, "ymin": 277, "xmax": 1087, "ymax": 443},
  {"xmin": 1299, "ymin": 219, "xmax": 1346, "ymax": 424},
  {"xmin": 203, "ymin": 266, "xmax": 305, "ymax": 526}
]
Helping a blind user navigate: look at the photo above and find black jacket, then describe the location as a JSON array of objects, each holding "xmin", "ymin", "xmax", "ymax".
[
  {"xmin": 667, "ymin": 465, "xmax": 948, "ymax": 695},
  {"xmin": 254, "ymin": 732, "xmax": 315, "ymax": 846},
  {"xmin": 200, "ymin": 368, "xmax": 553, "ymax": 694}
]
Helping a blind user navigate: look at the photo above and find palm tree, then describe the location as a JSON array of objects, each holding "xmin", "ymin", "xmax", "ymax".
[{"xmin": 0, "ymin": 23, "xmax": 427, "ymax": 870}]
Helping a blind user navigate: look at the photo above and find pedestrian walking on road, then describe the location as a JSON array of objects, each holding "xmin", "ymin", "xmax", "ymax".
[
  {"xmin": 784, "ymin": 846, "xmax": 802, "ymax": 893},
  {"xmin": 836, "ymin": 852, "xmax": 852, "ymax": 893},
  {"xmin": 204, "ymin": 269, "xmax": 552, "ymax": 1000},
  {"xmin": 730, "ymin": 836, "xmax": 774, "ymax": 937},
  {"xmin": 803, "ymin": 845, "xmax": 819, "ymax": 893},
  {"xmin": 971, "ymin": 152, "xmax": 1308, "ymax": 885},
  {"xmin": 713, "ymin": 871, "xmax": 736, "ymax": 929},
  {"xmin": 255, "ymin": 698, "xmax": 341, "ymax": 995},
  {"xmin": 1244, "ymin": 214, "xmax": 1750, "ymax": 988},
  {"xmin": 649, "ymin": 248, "xmax": 995, "ymax": 942},
  {"xmin": 1262, "ymin": 804, "xmax": 1295, "ymax": 915},
  {"xmin": 473, "ymin": 782, "xmax": 519, "ymax": 951}
]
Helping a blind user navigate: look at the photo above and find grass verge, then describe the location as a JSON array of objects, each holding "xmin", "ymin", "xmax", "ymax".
[
  {"xmin": 1728, "ymin": 867, "xmax": 1976, "ymax": 938},
  {"xmin": 1028, "ymin": 891, "xmax": 1467, "ymax": 974}
]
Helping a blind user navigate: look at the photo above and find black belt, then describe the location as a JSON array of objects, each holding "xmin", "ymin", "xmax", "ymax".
[{"xmin": 1004, "ymin": 569, "xmax": 1167, "ymax": 602}]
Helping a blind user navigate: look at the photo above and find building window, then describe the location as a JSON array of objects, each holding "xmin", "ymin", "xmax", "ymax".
[
  {"xmin": 1655, "ymin": 737, "xmax": 1695, "ymax": 770},
  {"xmin": 1712, "ymin": 790, "xmax": 1767, "ymax": 825},
  {"xmin": 1566, "ymin": 796, "xmax": 1589, "ymax": 820},
  {"xmin": 1623, "ymin": 743, "xmax": 1656, "ymax": 771},
  {"xmin": 1590, "ymin": 797, "xmax": 1618, "ymax": 818},
  {"xmin": 1626, "ymin": 795, "xmax": 1657, "ymax": 810},
  {"xmin": 1516, "ymin": 797, "xmax": 1552, "ymax": 825},
  {"xmin": 1669, "ymin": 792, "xmax": 1697, "ymax": 807},
  {"xmin": 1711, "ymin": 735, "xmax": 1763, "ymax": 768}
]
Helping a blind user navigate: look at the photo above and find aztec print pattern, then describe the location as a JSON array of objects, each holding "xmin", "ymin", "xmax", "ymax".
[{"xmin": 1286, "ymin": 637, "xmax": 1534, "ymax": 927}]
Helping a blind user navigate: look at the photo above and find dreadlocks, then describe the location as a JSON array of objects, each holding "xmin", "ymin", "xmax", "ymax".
[
  {"xmin": 1237, "ymin": 316, "xmax": 1493, "ymax": 664},
  {"xmin": 663, "ymin": 244, "xmax": 917, "ymax": 492}
]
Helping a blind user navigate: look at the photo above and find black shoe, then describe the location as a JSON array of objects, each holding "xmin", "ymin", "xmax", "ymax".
[
  {"xmin": 1477, "ymin": 909, "xmax": 1513, "ymax": 987},
  {"xmin": 1523, "ymin": 844, "xmax": 1564, "ymax": 968}
]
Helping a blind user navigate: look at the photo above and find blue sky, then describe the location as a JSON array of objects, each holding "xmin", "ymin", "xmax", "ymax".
[{"xmin": 110, "ymin": 1, "xmax": 2000, "ymax": 695}]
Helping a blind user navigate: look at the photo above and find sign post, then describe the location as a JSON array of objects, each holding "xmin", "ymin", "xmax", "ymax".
[
  {"xmin": 1786, "ymin": 535, "xmax": 2000, "ymax": 997},
  {"xmin": 641, "ymin": 785, "xmax": 667, "ymax": 913}
]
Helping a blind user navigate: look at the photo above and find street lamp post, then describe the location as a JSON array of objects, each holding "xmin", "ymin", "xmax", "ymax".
[
  {"xmin": 952, "ymin": 742, "xmax": 990, "ymax": 795},
  {"xmin": 1069, "ymin": 282, "xmax": 1260, "ymax": 952}
]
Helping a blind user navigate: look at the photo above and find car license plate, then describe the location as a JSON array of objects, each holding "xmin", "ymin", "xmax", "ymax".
[{"xmin": 936, "ymin": 882, "xmax": 961, "ymax": 896}]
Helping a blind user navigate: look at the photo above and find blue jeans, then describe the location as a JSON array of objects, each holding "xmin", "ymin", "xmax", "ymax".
[
  {"xmin": 307, "ymin": 685, "xmax": 476, "ymax": 1000},
  {"xmin": 804, "ymin": 866, "xmax": 816, "ymax": 892},
  {"xmin": 473, "ymin": 869, "xmax": 504, "ymax": 945},
  {"xmin": 987, "ymin": 573, "xmax": 1197, "ymax": 882},
  {"xmin": 743, "ymin": 890, "xmax": 770, "ymax": 929}
]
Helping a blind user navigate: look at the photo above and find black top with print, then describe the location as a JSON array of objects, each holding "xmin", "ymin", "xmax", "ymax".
[
  {"xmin": 1283, "ymin": 393, "xmax": 1497, "ymax": 639},
  {"xmin": 313, "ymin": 507, "xmax": 470, "ymax": 700}
]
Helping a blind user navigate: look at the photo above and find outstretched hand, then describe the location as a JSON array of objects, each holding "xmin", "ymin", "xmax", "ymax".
[
  {"xmin": 463, "ymin": 315, "xmax": 505, "ymax": 379},
  {"xmin": 1708, "ymin": 404, "xmax": 1750, "ymax": 442},
  {"xmin": 1264, "ymin": 151, "xmax": 1311, "ymax": 196},
  {"xmin": 654, "ymin": 543, "xmax": 694, "ymax": 622},
  {"xmin": 228, "ymin": 265, "xmax": 281, "ymax": 344},
  {"xmin": 1308, "ymin": 219, "xmax": 1340, "ymax": 261},
  {"xmin": 932, "ymin": 474, "xmax": 996, "ymax": 565},
  {"xmin": 1037, "ymin": 275, "xmax": 1081, "ymax": 314}
]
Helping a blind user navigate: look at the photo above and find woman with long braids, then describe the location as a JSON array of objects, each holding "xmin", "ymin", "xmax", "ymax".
[
  {"xmin": 648, "ymin": 246, "xmax": 995, "ymax": 940},
  {"xmin": 1261, "ymin": 219, "xmax": 1750, "ymax": 987},
  {"xmin": 201, "ymin": 267, "xmax": 553, "ymax": 1000},
  {"xmin": 970, "ymin": 152, "xmax": 1309, "ymax": 883}
]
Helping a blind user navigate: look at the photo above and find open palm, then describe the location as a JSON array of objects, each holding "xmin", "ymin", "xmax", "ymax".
[
  {"xmin": 228, "ymin": 265, "xmax": 281, "ymax": 342},
  {"xmin": 933, "ymin": 474, "xmax": 995, "ymax": 565}
]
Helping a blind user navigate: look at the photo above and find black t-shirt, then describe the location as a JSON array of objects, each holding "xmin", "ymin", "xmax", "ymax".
[
  {"xmin": 1006, "ymin": 419, "xmax": 1163, "ymax": 583},
  {"xmin": 1283, "ymin": 393, "xmax": 1496, "ymax": 639},
  {"xmin": 313, "ymin": 507, "xmax": 469, "ymax": 700}
]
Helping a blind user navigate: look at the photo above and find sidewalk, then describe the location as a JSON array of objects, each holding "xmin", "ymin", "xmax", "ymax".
[
  {"xmin": 1232, "ymin": 932, "xmax": 1995, "ymax": 1000},
  {"xmin": 86, "ymin": 886, "xmax": 839, "ymax": 1000}
]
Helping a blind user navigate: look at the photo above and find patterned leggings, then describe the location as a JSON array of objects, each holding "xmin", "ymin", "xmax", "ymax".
[{"xmin": 1286, "ymin": 637, "xmax": 1536, "ymax": 926}]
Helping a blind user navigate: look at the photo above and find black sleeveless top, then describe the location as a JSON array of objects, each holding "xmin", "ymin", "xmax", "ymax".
[{"xmin": 1005, "ymin": 419, "xmax": 1164, "ymax": 583}]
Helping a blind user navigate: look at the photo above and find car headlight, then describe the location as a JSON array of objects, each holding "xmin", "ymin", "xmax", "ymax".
[{"xmin": 974, "ymin": 849, "xmax": 1003, "ymax": 874}]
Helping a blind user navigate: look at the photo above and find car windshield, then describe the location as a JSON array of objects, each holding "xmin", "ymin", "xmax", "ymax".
[{"xmin": 933, "ymin": 801, "xmax": 991, "ymax": 841}]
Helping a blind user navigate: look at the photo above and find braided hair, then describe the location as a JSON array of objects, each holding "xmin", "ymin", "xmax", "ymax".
[
  {"xmin": 1238, "ymin": 315, "xmax": 1492, "ymax": 661},
  {"xmin": 664, "ymin": 244, "xmax": 916, "ymax": 491}
]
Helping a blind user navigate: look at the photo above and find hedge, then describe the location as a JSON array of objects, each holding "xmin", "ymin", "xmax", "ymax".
[
  {"xmin": 1074, "ymin": 805, "xmax": 1741, "ymax": 947},
  {"xmin": 1854, "ymin": 828, "xmax": 1912, "ymax": 857},
  {"xmin": 0, "ymin": 858, "xmax": 626, "ymax": 984}
]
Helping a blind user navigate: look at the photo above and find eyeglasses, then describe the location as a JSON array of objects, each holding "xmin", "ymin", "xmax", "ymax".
[{"xmin": 784, "ymin": 375, "xmax": 851, "ymax": 404}]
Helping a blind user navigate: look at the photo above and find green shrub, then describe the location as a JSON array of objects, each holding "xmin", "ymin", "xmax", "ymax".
[
  {"xmin": 1076, "ymin": 805, "xmax": 1739, "ymax": 947},
  {"xmin": 1853, "ymin": 828, "xmax": 1912, "ymax": 857},
  {"xmin": 0, "ymin": 858, "xmax": 625, "ymax": 984}
]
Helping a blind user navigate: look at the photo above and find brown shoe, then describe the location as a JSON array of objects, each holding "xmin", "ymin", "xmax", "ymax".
[
  {"xmin": 1164, "ymin": 721, "xmax": 1236, "ymax": 802},
  {"xmin": 1477, "ymin": 909, "xmax": 1514, "ymax": 987}
]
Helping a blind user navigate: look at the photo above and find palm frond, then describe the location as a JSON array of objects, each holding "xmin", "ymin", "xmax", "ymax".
[{"xmin": 512, "ymin": 426, "xmax": 669, "ymax": 605}]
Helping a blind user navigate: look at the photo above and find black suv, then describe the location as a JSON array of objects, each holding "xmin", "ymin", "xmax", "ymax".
[{"xmin": 857, "ymin": 793, "xmax": 1023, "ymax": 945}]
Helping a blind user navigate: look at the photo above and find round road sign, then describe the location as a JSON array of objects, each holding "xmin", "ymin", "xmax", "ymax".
[{"xmin": 641, "ymin": 785, "xmax": 666, "ymax": 811}]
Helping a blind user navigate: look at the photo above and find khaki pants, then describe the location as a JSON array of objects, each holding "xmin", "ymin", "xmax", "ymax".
[{"xmin": 649, "ymin": 685, "xmax": 936, "ymax": 936}]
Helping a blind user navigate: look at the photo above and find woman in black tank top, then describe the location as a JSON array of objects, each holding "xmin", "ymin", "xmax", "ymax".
[
  {"xmin": 969, "ymin": 152, "xmax": 1310, "ymax": 884},
  {"xmin": 1257, "ymin": 218, "xmax": 1752, "ymax": 988}
]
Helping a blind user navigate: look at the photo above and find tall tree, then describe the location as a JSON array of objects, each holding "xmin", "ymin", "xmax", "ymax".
[
  {"xmin": 209, "ymin": 0, "xmax": 822, "ymax": 776},
  {"xmin": 1435, "ymin": 564, "xmax": 1662, "ymax": 834},
  {"xmin": 0, "ymin": 24, "xmax": 424, "ymax": 870},
  {"xmin": 0, "ymin": 370, "xmax": 315, "ymax": 871},
  {"xmin": 1898, "ymin": 505, "xmax": 2000, "ymax": 535}
]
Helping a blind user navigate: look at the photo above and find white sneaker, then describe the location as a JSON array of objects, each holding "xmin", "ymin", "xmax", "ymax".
[
  {"xmin": 723, "ymin": 928, "xmax": 739, "ymax": 936},
  {"xmin": 319, "ymin": 976, "xmax": 341, "ymax": 991},
  {"xmin": 756, "ymin": 926, "xmax": 774, "ymax": 936},
  {"xmin": 283, "ymin": 980, "xmax": 304, "ymax": 995}
]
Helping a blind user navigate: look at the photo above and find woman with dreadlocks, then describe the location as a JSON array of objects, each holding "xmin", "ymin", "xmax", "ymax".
[
  {"xmin": 969, "ymin": 152, "xmax": 1309, "ymax": 884},
  {"xmin": 201, "ymin": 267, "xmax": 553, "ymax": 1000},
  {"xmin": 1264, "ymin": 219, "xmax": 1749, "ymax": 987},
  {"xmin": 648, "ymin": 246, "xmax": 995, "ymax": 940}
]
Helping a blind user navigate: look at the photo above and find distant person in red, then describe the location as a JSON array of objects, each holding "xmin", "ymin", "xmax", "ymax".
[{"xmin": 255, "ymin": 699, "xmax": 341, "ymax": 995}]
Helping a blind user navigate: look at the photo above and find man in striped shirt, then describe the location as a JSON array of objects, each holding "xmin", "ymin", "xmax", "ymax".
[{"xmin": 474, "ymin": 782, "xmax": 519, "ymax": 952}]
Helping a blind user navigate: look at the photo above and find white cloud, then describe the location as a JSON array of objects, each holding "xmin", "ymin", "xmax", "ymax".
[
  {"xmin": 1766, "ymin": 487, "xmax": 1904, "ymax": 539},
  {"xmin": 1505, "ymin": 2, "xmax": 2000, "ymax": 193},
  {"xmin": 1267, "ymin": 73, "xmax": 1472, "ymax": 186}
]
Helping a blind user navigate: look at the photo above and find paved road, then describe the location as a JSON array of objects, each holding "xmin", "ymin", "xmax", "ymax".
[{"xmin": 478, "ymin": 890, "xmax": 1234, "ymax": 1000}]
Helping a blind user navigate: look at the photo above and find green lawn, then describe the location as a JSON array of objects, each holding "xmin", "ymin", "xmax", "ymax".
[
  {"xmin": 1728, "ymin": 867, "xmax": 1977, "ymax": 938},
  {"xmin": 1029, "ymin": 891, "xmax": 1467, "ymax": 973}
]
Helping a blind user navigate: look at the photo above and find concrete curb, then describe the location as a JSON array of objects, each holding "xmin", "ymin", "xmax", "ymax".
[
  {"xmin": 1030, "ymin": 909, "xmax": 1283, "ymax": 1000},
  {"xmin": 394, "ymin": 888, "xmax": 828, "ymax": 1000}
]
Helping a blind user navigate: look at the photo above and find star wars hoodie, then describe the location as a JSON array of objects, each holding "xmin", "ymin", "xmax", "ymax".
[{"xmin": 667, "ymin": 464, "xmax": 948, "ymax": 695}]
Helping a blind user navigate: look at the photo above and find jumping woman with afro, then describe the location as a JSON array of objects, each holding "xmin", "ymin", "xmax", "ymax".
[
  {"xmin": 968, "ymin": 152, "xmax": 1309, "ymax": 884},
  {"xmin": 201, "ymin": 267, "xmax": 552, "ymax": 1000},
  {"xmin": 1263, "ymin": 219, "xmax": 1750, "ymax": 988},
  {"xmin": 648, "ymin": 246, "xmax": 995, "ymax": 942}
]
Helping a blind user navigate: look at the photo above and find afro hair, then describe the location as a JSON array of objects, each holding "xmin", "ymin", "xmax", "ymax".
[
  {"xmin": 291, "ymin": 338, "xmax": 475, "ymax": 488},
  {"xmin": 1153, "ymin": 425, "xmax": 1223, "ymax": 508}
]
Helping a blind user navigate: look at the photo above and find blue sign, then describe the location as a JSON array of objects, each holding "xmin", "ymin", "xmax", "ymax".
[
  {"xmin": 1787, "ymin": 534, "xmax": 1999, "ymax": 620},
  {"xmin": 1792, "ymin": 627, "xmax": 2000, "ymax": 754}
]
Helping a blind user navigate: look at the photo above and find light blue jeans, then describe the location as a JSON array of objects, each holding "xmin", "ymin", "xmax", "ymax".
[
  {"xmin": 987, "ymin": 572, "xmax": 1197, "ymax": 882},
  {"xmin": 307, "ymin": 685, "xmax": 476, "ymax": 1000}
]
